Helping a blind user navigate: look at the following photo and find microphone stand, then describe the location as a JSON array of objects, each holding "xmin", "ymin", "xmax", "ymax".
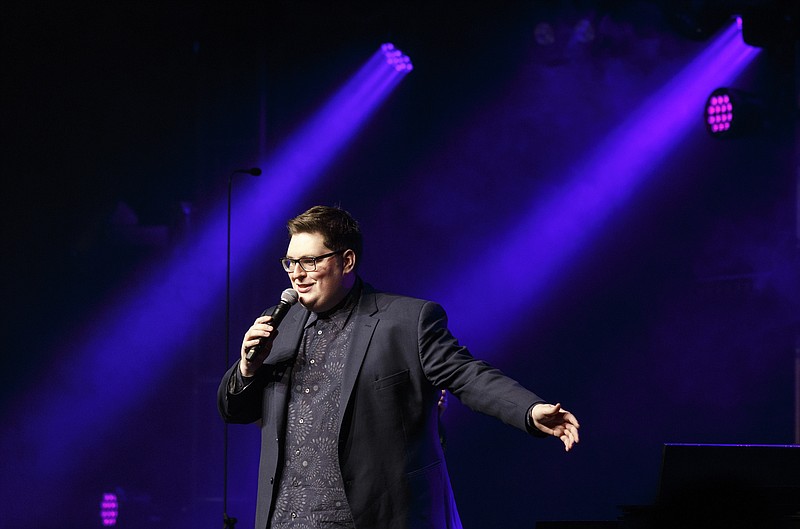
[
  {"xmin": 223, "ymin": 168, "xmax": 261, "ymax": 529},
  {"xmin": 223, "ymin": 169, "xmax": 237, "ymax": 529}
]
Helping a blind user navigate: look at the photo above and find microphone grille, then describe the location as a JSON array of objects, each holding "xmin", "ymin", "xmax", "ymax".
[{"xmin": 281, "ymin": 288, "xmax": 299, "ymax": 305}]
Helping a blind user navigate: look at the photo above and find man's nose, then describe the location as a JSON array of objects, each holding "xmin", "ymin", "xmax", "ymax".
[{"xmin": 290, "ymin": 263, "xmax": 307, "ymax": 279}]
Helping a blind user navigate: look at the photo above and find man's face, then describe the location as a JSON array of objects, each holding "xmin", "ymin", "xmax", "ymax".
[{"xmin": 285, "ymin": 231, "xmax": 354, "ymax": 313}]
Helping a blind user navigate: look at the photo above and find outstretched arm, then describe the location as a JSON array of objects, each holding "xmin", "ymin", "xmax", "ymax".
[{"xmin": 530, "ymin": 403, "xmax": 580, "ymax": 452}]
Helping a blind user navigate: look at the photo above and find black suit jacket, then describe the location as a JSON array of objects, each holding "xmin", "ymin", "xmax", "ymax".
[{"xmin": 218, "ymin": 282, "xmax": 543, "ymax": 529}]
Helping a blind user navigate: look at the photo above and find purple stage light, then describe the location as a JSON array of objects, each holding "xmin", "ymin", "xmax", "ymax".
[
  {"xmin": 705, "ymin": 91, "xmax": 733, "ymax": 133},
  {"xmin": 429, "ymin": 18, "xmax": 760, "ymax": 353},
  {"xmin": 100, "ymin": 493, "xmax": 119, "ymax": 527},
  {"xmin": 382, "ymin": 43, "xmax": 413, "ymax": 72},
  {"xmin": 704, "ymin": 87, "xmax": 760, "ymax": 138},
  {"xmin": 1, "ymin": 43, "xmax": 412, "ymax": 525}
]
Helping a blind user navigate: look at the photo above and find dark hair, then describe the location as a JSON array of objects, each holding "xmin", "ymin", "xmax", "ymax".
[{"xmin": 287, "ymin": 205, "xmax": 363, "ymax": 265}]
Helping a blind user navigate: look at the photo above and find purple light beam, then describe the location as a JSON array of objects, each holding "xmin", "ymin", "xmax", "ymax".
[
  {"xmin": 0, "ymin": 44, "xmax": 412, "ymax": 525},
  {"xmin": 432, "ymin": 20, "xmax": 760, "ymax": 352}
]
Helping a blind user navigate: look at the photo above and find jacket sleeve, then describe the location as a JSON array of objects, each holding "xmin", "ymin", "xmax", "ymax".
[
  {"xmin": 217, "ymin": 360, "xmax": 264, "ymax": 424},
  {"xmin": 416, "ymin": 300, "xmax": 544, "ymax": 434}
]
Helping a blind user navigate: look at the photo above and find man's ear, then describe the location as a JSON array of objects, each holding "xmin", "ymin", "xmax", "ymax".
[{"xmin": 342, "ymin": 249, "xmax": 357, "ymax": 273}]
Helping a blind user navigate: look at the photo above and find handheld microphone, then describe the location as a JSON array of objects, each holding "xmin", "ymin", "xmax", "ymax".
[{"xmin": 245, "ymin": 288, "xmax": 299, "ymax": 361}]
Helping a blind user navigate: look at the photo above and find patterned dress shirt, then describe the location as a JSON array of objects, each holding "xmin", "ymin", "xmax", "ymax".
[{"xmin": 270, "ymin": 287, "xmax": 360, "ymax": 529}]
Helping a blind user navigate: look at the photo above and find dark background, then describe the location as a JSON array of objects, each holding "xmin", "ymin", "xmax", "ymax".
[{"xmin": 2, "ymin": 1, "xmax": 798, "ymax": 528}]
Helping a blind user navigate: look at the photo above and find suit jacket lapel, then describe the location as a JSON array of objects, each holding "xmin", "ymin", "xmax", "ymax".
[
  {"xmin": 266, "ymin": 305, "xmax": 309, "ymax": 437},
  {"xmin": 267, "ymin": 305, "xmax": 309, "ymax": 365},
  {"xmin": 338, "ymin": 285, "xmax": 379, "ymax": 427}
]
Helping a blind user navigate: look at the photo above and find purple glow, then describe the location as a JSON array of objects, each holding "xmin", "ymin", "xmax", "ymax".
[
  {"xmin": 429, "ymin": 19, "xmax": 760, "ymax": 352},
  {"xmin": 100, "ymin": 493, "xmax": 118, "ymax": 526},
  {"xmin": 1, "ymin": 44, "xmax": 411, "ymax": 519}
]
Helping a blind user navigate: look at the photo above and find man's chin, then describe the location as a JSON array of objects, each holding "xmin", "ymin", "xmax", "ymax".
[{"xmin": 298, "ymin": 296, "xmax": 317, "ymax": 311}]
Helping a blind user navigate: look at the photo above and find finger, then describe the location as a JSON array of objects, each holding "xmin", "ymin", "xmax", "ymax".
[
  {"xmin": 244, "ymin": 330, "xmax": 272, "ymax": 347},
  {"xmin": 560, "ymin": 433, "xmax": 573, "ymax": 451},
  {"xmin": 532, "ymin": 402, "xmax": 557, "ymax": 422},
  {"xmin": 561, "ymin": 410, "xmax": 580, "ymax": 427},
  {"xmin": 248, "ymin": 325, "xmax": 273, "ymax": 340},
  {"xmin": 567, "ymin": 424, "xmax": 580, "ymax": 444},
  {"xmin": 566, "ymin": 427, "xmax": 579, "ymax": 448},
  {"xmin": 245, "ymin": 337, "xmax": 263, "ymax": 348},
  {"xmin": 243, "ymin": 335, "xmax": 260, "ymax": 346},
  {"xmin": 537, "ymin": 425, "xmax": 555, "ymax": 437},
  {"xmin": 562, "ymin": 421, "xmax": 579, "ymax": 444},
  {"xmin": 555, "ymin": 425, "xmax": 573, "ymax": 445},
  {"xmin": 565, "ymin": 427, "xmax": 577, "ymax": 445}
]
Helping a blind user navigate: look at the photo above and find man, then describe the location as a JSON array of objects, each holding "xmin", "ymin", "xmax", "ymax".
[{"xmin": 218, "ymin": 205, "xmax": 580, "ymax": 529}]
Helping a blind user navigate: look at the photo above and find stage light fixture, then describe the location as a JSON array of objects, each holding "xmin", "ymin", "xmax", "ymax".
[
  {"xmin": 704, "ymin": 87, "xmax": 762, "ymax": 138},
  {"xmin": 381, "ymin": 43, "xmax": 413, "ymax": 72},
  {"xmin": 704, "ymin": 88, "xmax": 734, "ymax": 136},
  {"xmin": 100, "ymin": 492, "xmax": 119, "ymax": 527}
]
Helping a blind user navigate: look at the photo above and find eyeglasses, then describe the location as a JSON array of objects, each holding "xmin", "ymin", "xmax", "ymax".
[{"xmin": 280, "ymin": 249, "xmax": 345, "ymax": 272}]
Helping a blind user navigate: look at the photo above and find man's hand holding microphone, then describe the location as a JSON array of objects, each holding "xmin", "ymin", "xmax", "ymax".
[{"xmin": 239, "ymin": 288, "xmax": 298, "ymax": 377}]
